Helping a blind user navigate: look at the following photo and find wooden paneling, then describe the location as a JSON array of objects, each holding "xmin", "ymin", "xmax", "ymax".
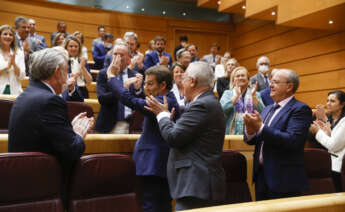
[
  {"xmin": 0, "ymin": 0, "xmax": 232, "ymax": 56},
  {"xmin": 231, "ymin": 19, "xmax": 345, "ymax": 107}
]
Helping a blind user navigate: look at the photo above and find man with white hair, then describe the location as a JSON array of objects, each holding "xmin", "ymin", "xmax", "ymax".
[
  {"xmin": 244, "ymin": 69, "xmax": 312, "ymax": 201},
  {"xmin": 145, "ymin": 61, "xmax": 226, "ymax": 211},
  {"xmin": 251, "ymin": 56, "xmax": 271, "ymax": 91},
  {"xmin": 9, "ymin": 47, "xmax": 94, "ymax": 207}
]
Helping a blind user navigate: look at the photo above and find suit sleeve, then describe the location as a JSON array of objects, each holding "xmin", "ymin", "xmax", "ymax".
[
  {"xmin": 39, "ymin": 95, "xmax": 85, "ymax": 161},
  {"xmin": 158, "ymin": 101, "xmax": 208, "ymax": 148},
  {"xmin": 107, "ymin": 77, "xmax": 153, "ymax": 116},
  {"xmin": 143, "ymin": 54, "xmax": 154, "ymax": 70},
  {"xmin": 96, "ymin": 70, "xmax": 117, "ymax": 105},
  {"xmin": 262, "ymin": 104, "xmax": 312, "ymax": 151},
  {"xmin": 92, "ymin": 45, "xmax": 106, "ymax": 64}
]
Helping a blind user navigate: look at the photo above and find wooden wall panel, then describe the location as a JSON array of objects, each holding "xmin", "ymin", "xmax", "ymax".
[
  {"xmin": 0, "ymin": 0, "xmax": 232, "ymax": 57},
  {"xmin": 230, "ymin": 19, "xmax": 345, "ymax": 107}
]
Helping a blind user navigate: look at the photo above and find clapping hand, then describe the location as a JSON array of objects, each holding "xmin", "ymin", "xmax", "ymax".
[
  {"xmin": 243, "ymin": 111, "xmax": 262, "ymax": 135},
  {"xmin": 107, "ymin": 55, "xmax": 121, "ymax": 79},
  {"xmin": 145, "ymin": 95, "xmax": 169, "ymax": 115},
  {"xmin": 315, "ymin": 104, "xmax": 327, "ymax": 121},
  {"xmin": 72, "ymin": 112, "xmax": 95, "ymax": 138},
  {"xmin": 159, "ymin": 55, "xmax": 169, "ymax": 66}
]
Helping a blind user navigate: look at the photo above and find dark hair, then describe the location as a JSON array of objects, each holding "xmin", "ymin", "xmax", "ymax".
[
  {"xmin": 179, "ymin": 35, "xmax": 188, "ymax": 42},
  {"xmin": 176, "ymin": 48, "xmax": 189, "ymax": 59},
  {"xmin": 104, "ymin": 33, "xmax": 113, "ymax": 40},
  {"xmin": 14, "ymin": 16, "xmax": 27, "ymax": 29},
  {"xmin": 98, "ymin": 25, "xmax": 105, "ymax": 31},
  {"xmin": 211, "ymin": 42, "xmax": 220, "ymax": 51},
  {"xmin": 57, "ymin": 21, "xmax": 66, "ymax": 27},
  {"xmin": 52, "ymin": 32, "xmax": 65, "ymax": 47},
  {"xmin": 171, "ymin": 62, "xmax": 186, "ymax": 72},
  {"xmin": 186, "ymin": 44, "xmax": 198, "ymax": 50},
  {"xmin": 154, "ymin": 36, "xmax": 166, "ymax": 44},
  {"xmin": 145, "ymin": 65, "xmax": 173, "ymax": 90},
  {"xmin": 328, "ymin": 90, "xmax": 345, "ymax": 125}
]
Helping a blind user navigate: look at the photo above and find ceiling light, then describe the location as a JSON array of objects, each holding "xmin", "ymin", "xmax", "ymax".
[
  {"xmin": 141, "ymin": 8, "xmax": 145, "ymax": 12},
  {"xmin": 182, "ymin": 12, "xmax": 186, "ymax": 16},
  {"xmin": 328, "ymin": 20, "xmax": 334, "ymax": 24},
  {"xmin": 126, "ymin": 5, "xmax": 129, "ymax": 9},
  {"xmin": 217, "ymin": 1, "xmax": 221, "ymax": 5},
  {"xmin": 242, "ymin": 5, "xmax": 246, "ymax": 9},
  {"xmin": 162, "ymin": 11, "xmax": 166, "ymax": 15},
  {"xmin": 271, "ymin": 11, "xmax": 276, "ymax": 16}
]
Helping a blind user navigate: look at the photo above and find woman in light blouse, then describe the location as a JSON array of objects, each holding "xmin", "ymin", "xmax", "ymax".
[
  {"xmin": 0, "ymin": 25, "xmax": 25, "ymax": 95},
  {"xmin": 216, "ymin": 58, "xmax": 239, "ymax": 99},
  {"xmin": 220, "ymin": 66, "xmax": 264, "ymax": 135},
  {"xmin": 170, "ymin": 62, "xmax": 186, "ymax": 107},
  {"xmin": 310, "ymin": 90, "xmax": 345, "ymax": 192},
  {"xmin": 64, "ymin": 36, "xmax": 92, "ymax": 99}
]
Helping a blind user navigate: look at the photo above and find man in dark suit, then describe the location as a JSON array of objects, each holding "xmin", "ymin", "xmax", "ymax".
[
  {"xmin": 95, "ymin": 41, "xmax": 137, "ymax": 133},
  {"xmin": 146, "ymin": 61, "xmax": 226, "ymax": 211},
  {"xmin": 243, "ymin": 68, "xmax": 312, "ymax": 201},
  {"xmin": 143, "ymin": 36, "xmax": 172, "ymax": 70},
  {"xmin": 8, "ymin": 47, "xmax": 94, "ymax": 207},
  {"xmin": 107, "ymin": 64, "xmax": 180, "ymax": 212},
  {"xmin": 50, "ymin": 21, "xmax": 70, "ymax": 47},
  {"xmin": 92, "ymin": 33, "xmax": 113, "ymax": 70},
  {"xmin": 250, "ymin": 56, "xmax": 271, "ymax": 91}
]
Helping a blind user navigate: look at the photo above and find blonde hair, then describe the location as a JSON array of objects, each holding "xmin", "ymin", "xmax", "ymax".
[
  {"xmin": 0, "ymin": 25, "xmax": 17, "ymax": 52},
  {"xmin": 230, "ymin": 66, "xmax": 250, "ymax": 89},
  {"xmin": 224, "ymin": 58, "xmax": 239, "ymax": 78}
]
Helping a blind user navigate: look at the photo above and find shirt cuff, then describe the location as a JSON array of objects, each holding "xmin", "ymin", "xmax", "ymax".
[
  {"xmin": 135, "ymin": 88, "xmax": 142, "ymax": 95},
  {"xmin": 68, "ymin": 87, "xmax": 75, "ymax": 96},
  {"xmin": 156, "ymin": 111, "xmax": 170, "ymax": 122}
]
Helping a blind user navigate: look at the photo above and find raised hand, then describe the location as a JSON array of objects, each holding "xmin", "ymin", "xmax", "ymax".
[
  {"xmin": 134, "ymin": 73, "xmax": 143, "ymax": 90},
  {"xmin": 160, "ymin": 55, "xmax": 169, "ymax": 66},
  {"xmin": 124, "ymin": 77, "xmax": 137, "ymax": 89},
  {"xmin": 107, "ymin": 55, "xmax": 121, "ymax": 79},
  {"xmin": 145, "ymin": 95, "xmax": 169, "ymax": 115},
  {"xmin": 315, "ymin": 104, "xmax": 327, "ymax": 121},
  {"xmin": 72, "ymin": 112, "xmax": 95, "ymax": 138}
]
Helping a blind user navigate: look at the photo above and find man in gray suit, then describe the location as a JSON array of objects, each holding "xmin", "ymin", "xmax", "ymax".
[
  {"xmin": 202, "ymin": 43, "xmax": 221, "ymax": 69},
  {"xmin": 145, "ymin": 61, "xmax": 226, "ymax": 211},
  {"xmin": 250, "ymin": 56, "xmax": 271, "ymax": 91}
]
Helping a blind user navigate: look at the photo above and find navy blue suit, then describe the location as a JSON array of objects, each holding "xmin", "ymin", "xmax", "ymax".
[
  {"xmin": 8, "ymin": 80, "xmax": 85, "ymax": 207},
  {"xmin": 92, "ymin": 43, "xmax": 112, "ymax": 70},
  {"xmin": 143, "ymin": 50, "xmax": 172, "ymax": 70},
  {"xmin": 246, "ymin": 97, "xmax": 312, "ymax": 200},
  {"xmin": 107, "ymin": 76, "xmax": 180, "ymax": 212},
  {"xmin": 260, "ymin": 87, "xmax": 274, "ymax": 106},
  {"xmin": 95, "ymin": 68, "xmax": 137, "ymax": 133},
  {"xmin": 61, "ymin": 86, "xmax": 84, "ymax": 102}
]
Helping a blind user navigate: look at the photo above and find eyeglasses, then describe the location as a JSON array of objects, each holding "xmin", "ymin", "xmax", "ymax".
[{"xmin": 270, "ymin": 80, "xmax": 289, "ymax": 85}]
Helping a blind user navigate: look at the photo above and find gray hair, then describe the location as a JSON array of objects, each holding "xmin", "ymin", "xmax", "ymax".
[
  {"xmin": 123, "ymin": 32, "xmax": 138, "ymax": 42},
  {"xmin": 30, "ymin": 47, "xmax": 68, "ymax": 81},
  {"xmin": 256, "ymin": 56, "xmax": 270, "ymax": 67},
  {"xmin": 186, "ymin": 61, "xmax": 214, "ymax": 88},
  {"xmin": 113, "ymin": 39, "xmax": 131, "ymax": 55},
  {"xmin": 14, "ymin": 16, "xmax": 27, "ymax": 29},
  {"xmin": 278, "ymin": 69, "xmax": 299, "ymax": 93}
]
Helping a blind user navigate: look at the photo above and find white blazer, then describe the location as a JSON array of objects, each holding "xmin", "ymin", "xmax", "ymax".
[
  {"xmin": 0, "ymin": 48, "xmax": 25, "ymax": 95},
  {"xmin": 316, "ymin": 117, "xmax": 345, "ymax": 172},
  {"xmin": 171, "ymin": 83, "xmax": 185, "ymax": 106}
]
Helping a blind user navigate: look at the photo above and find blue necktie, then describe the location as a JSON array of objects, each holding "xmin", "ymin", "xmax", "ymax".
[
  {"xmin": 117, "ymin": 71, "xmax": 125, "ymax": 121},
  {"xmin": 264, "ymin": 104, "xmax": 280, "ymax": 125},
  {"xmin": 264, "ymin": 75, "xmax": 269, "ymax": 87}
]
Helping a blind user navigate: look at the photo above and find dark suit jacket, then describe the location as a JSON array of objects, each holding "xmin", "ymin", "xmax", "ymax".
[
  {"xmin": 216, "ymin": 77, "xmax": 230, "ymax": 99},
  {"xmin": 143, "ymin": 50, "xmax": 173, "ymax": 70},
  {"xmin": 107, "ymin": 77, "xmax": 180, "ymax": 177},
  {"xmin": 95, "ymin": 68, "xmax": 137, "ymax": 133},
  {"xmin": 158, "ymin": 90, "xmax": 226, "ymax": 201},
  {"xmin": 260, "ymin": 87, "xmax": 274, "ymax": 106},
  {"xmin": 246, "ymin": 97, "xmax": 312, "ymax": 193},
  {"xmin": 250, "ymin": 73, "xmax": 269, "ymax": 92},
  {"xmin": 92, "ymin": 43, "xmax": 112, "ymax": 70},
  {"xmin": 8, "ymin": 80, "xmax": 85, "ymax": 159}
]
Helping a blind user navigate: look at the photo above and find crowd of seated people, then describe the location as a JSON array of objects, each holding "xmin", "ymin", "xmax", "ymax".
[{"xmin": 1, "ymin": 15, "xmax": 345, "ymax": 212}]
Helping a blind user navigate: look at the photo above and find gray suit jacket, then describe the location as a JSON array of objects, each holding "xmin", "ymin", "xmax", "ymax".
[
  {"xmin": 250, "ymin": 73, "xmax": 268, "ymax": 92},
  {"xmin": 202, "ymin": 54, "xmax": 220, "ymax": 68},
  {"xmin": 158, "ymin": 90, "xmax": 226, "ymax": 201}
]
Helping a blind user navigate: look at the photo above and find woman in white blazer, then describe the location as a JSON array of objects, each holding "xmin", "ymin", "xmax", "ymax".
[
  {"xmin": 0, "ymin": 25, "xmax": 25, "ymax": 95},
  {"xmin": 310, "ymin": 90, "xmax": 345, "ymax": 192}
]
